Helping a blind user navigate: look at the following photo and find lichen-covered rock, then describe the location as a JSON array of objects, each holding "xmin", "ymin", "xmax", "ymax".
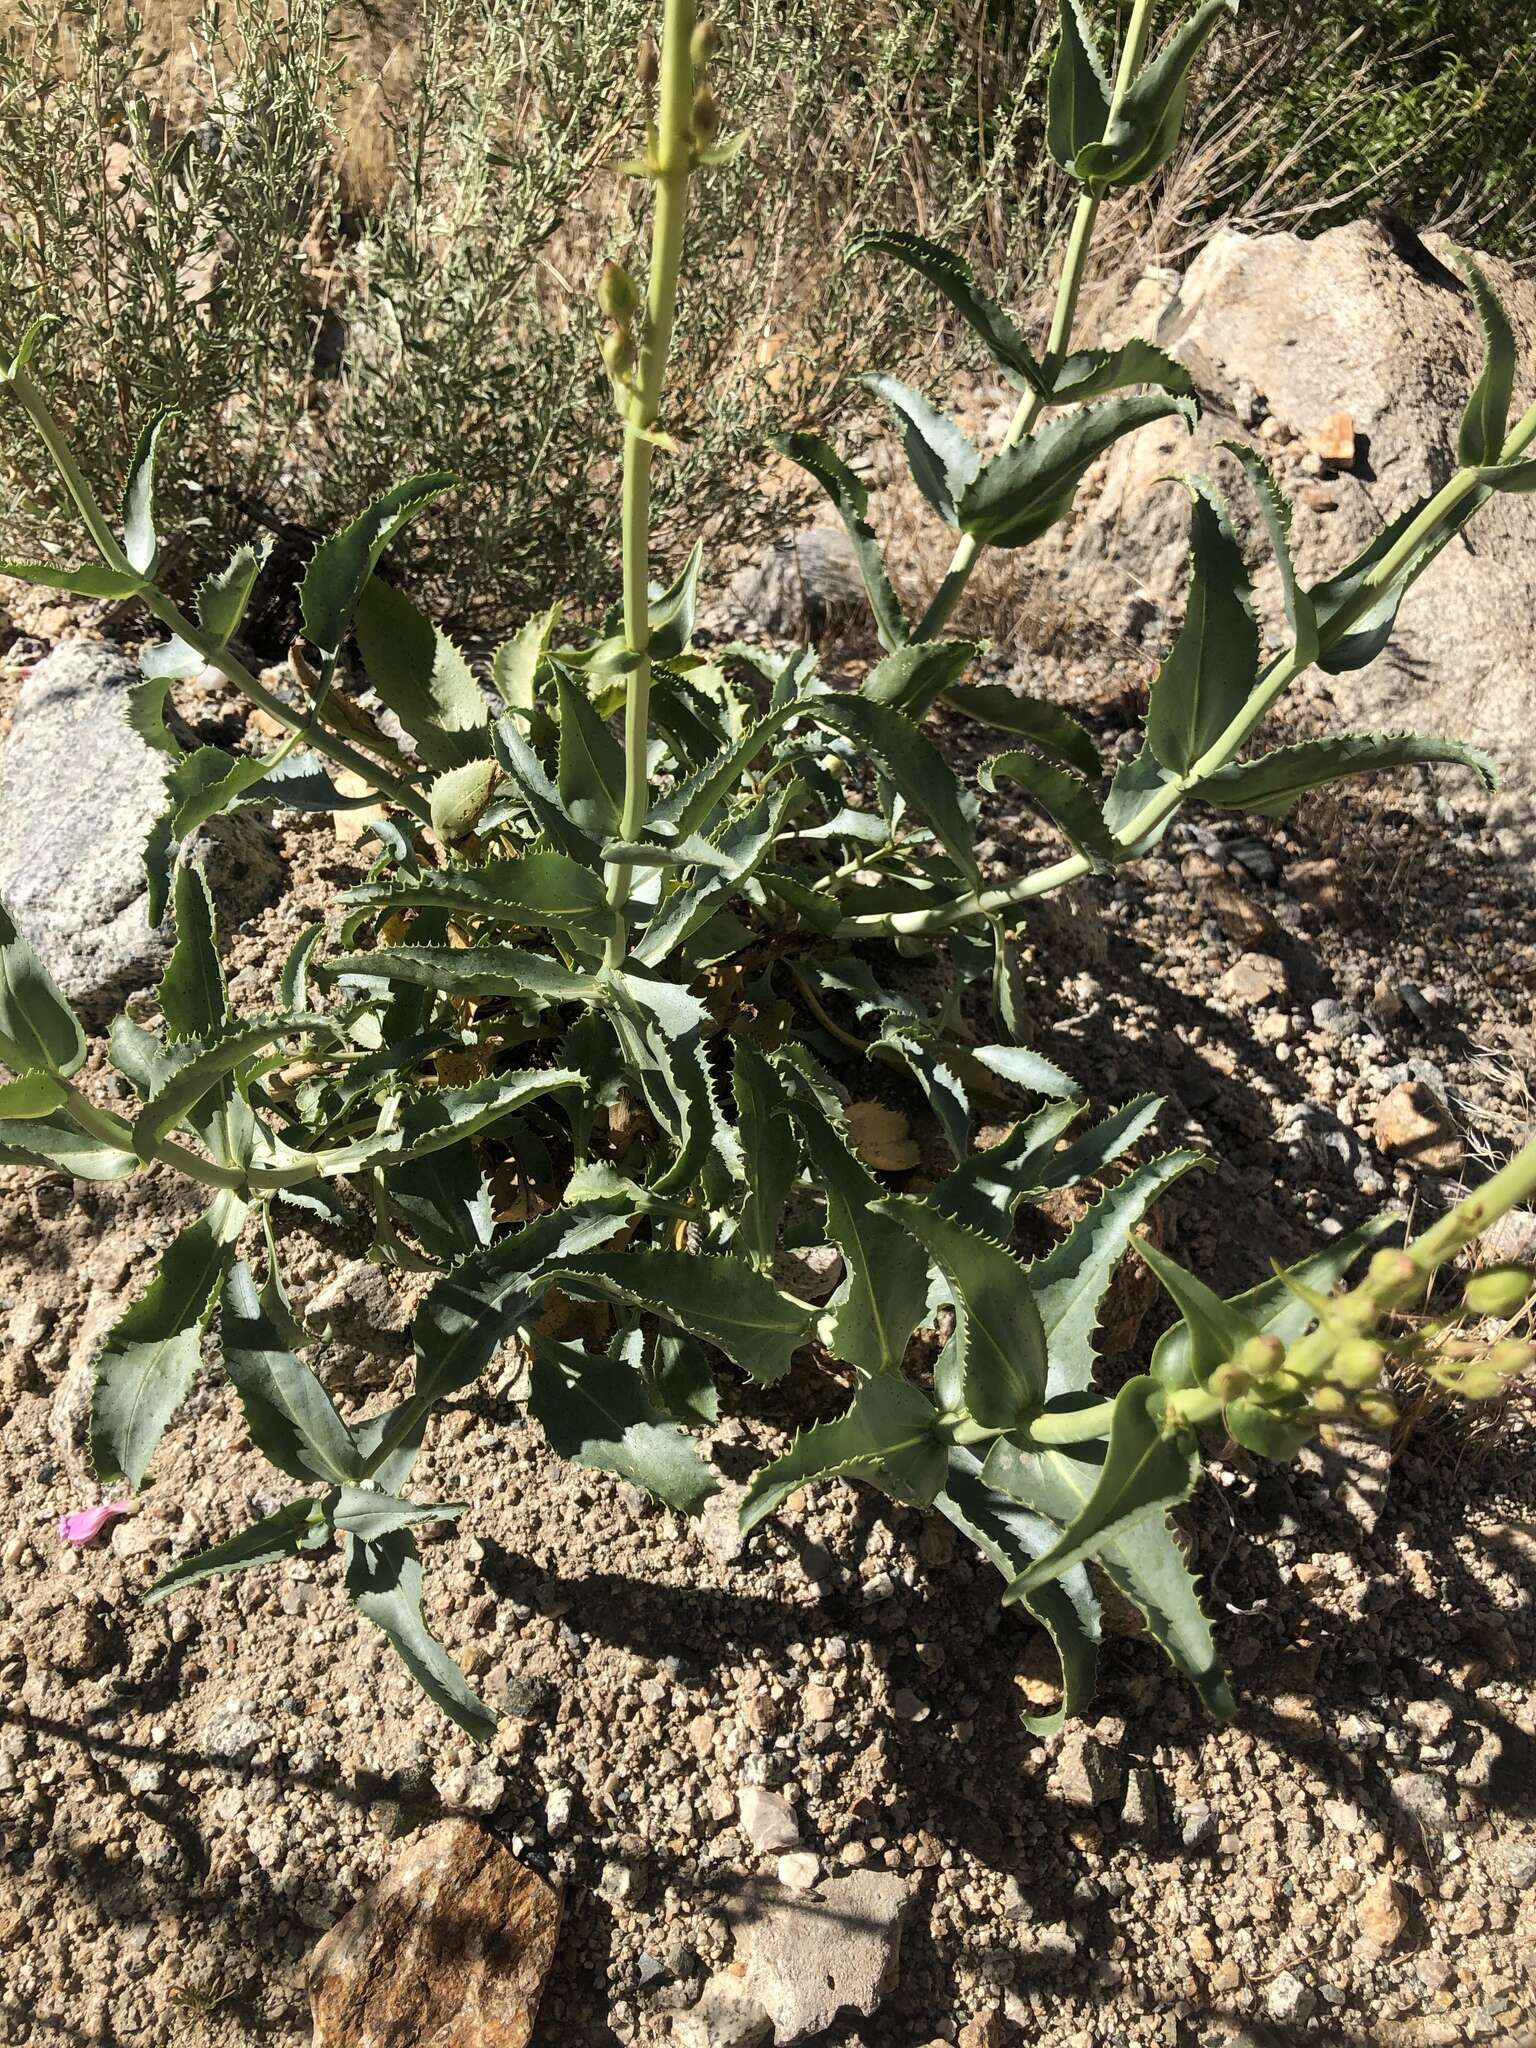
[
  {"xmin": 308, "ymin": 1820, "xmax": 560, "ymax": 2048},
  {"xmin": 0, "ymin": 641, "xmax": 281, "ymax": 1013}
]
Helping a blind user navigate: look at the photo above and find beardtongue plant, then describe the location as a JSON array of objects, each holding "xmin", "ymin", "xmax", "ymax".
[{"xmin": 0, "ymin": 0, "xmax": 1532, "ymax": 1741}]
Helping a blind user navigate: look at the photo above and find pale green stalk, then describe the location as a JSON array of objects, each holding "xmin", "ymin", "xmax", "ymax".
[
  {"xmin": 8, "ymin": 368, "xmax": 433, "ymax": 825},
  {"xmin": 605, "ymin": 0, "xmax": 699, "ymax": 966},
  {"xmin": 845, "ymin": 390, "xmax": 1536, "ymax": 941},
  {"xmin": 912, "ymin": 0, "xmax": 1158, "ymax": 644}
]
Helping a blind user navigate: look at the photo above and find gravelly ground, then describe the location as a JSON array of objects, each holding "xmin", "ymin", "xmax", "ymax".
[{"xmin": 0, "ymin": 616, "xmax": 1533, "ymax": 2048}]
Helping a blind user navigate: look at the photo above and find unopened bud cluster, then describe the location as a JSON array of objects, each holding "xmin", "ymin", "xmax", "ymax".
[{"xmin": 599, "ymin": 260, "xmax": 642, "ymax": 392}]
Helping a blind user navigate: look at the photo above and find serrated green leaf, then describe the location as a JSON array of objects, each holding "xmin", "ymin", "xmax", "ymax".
[
  {"xmin": 849, "ymin": 230, "xmax": 1045, "ymax": 392},
  {"xmin": 0, "ymin": 897, "xmax": 86, "ymax": 1077},
  {"xmin": 491, "ymin": 602, "xmax": 561, "ymax": 714},
  {"xmin": 1135, "ymin": 1235, "xmax": 1261, "ymax": 1385},
  {"xmin": 1309, "ymin": 485, "xmax": 1484, "ymax": 675},
  {"xmin": 1192, "ymin": 731, "xmax": 1498, "ymax": 815},
  {"xmin": 345, "ymin": 1528, "xmax": 495, "ymax": 1742},
  {"xmin": 1051, "ymin": 339, "xmax": 1197, "ymax": 403},
  {"xmin": 554, "ymin": 665, "xmax": 625, "ymax": 836},
  {"xmin": 327, "ymin": 944, "xmax": 599, "ymax": 1006},
  {"xmin": 552, "ymin": 1250, "xmax": 810, "ymax": 1386},
  {"xmin": 0, "ymin": 1112, "xmax": 140, "ymax": 1180},
  {"xmin": 601, "ymin": 971, "xmax": 723, "ymax": 1192},
  {"xmin": 121, "ymin": 408, "xmax": 173, "ymax": 575},
  {"xmin": 1031, "ymin": 1151, "xmax": 1203, "ymax": 1394},
  {"xmin": 1101, "ymin": 741, "xmax": 1179, "ymax": 854},
  {"xmin": 957, "ymin": 394, "xmax": 1197, "ymax": 549},
  {"xmin": 934, "ymin": 1446, "xmax": 1101, "ymax": 1735},
  {"xmin": 1073, "ymin": 0, "xmax": 1236, "ymax": 188},
  {"xmin": 792, "ymin": 1097, "xmax": 928, "ymax": 1374},
  {"xmin": 767, "ymin": 432, "xmax": 909, "ymax": 650},
  {"xmin": 1003, "ymin": 1376, "xmax": 1198, "ymax": 1593},
  {"xmin": 651, "ymin": 1332, "xmax": 720, "ymax": 1425},
  {"xmin": 943, "ymin": 681, "xmax": 1100, "ymax": 780},
  {"xmin": 530, "ymin": 1334, "xmax": 718, "ymax": 1513},
  {"xmin": 196, "ymin": 538, "xmax": 271, "ymax": 645},
  {"xmin": 648, "ymin": 540, "xmax": 703, "ymax": 660},
  {"xmin": 428, "ymin": 758, "xmax": 500, "ymax": 844},
  {"xmin": 131, "ymin": 1021, "xmax": 319, "ymax": 1160},
  {"xmin": 485, "ymin": 717, "xmax": 598, "ymax": 864},
  {"xmin": 1145, "ymin": 478, "xmax": 1260, "ymax": 775},
  {"xmin": 877, "ymin": 1194, "xmax": 1047, "ymax": 1426},
  {"xmin": 0, "ymin": 558, "xmax": 140, "ymax": 597},
  {"xmin": 1458, "ymin": 255, "xmax": 1517, "ymax": 467},
  {"xmin": 144, "ymin": 1497, "xmax": 327, "ymax": 1605},
  {"xmin": 872, "ymin": 1027, "xmax": 969, "ymax": 1158},
  {"xmin": 733, "ymin": 1041, "xmax": 799, "ymax": 1268},
  {"xmin": 273, "ymin": 1068, "xmax": 583, "ymax": 1181},
  {"xmin": 331, "ymin": 1488, "xmax": 464, "ymax": 1542},
  {"xmin": 862, "ymin": 638, "xmax": 980, "ymax": 719},
  {"xmin": 969, "ymin": 1041, "xmax": 1080, "ymax": 1102},
  {"xmin": 353, "ymin": 576, "xmax": 489, "ymax": 771},
  {"xmin": 300, "ymin": 472, "xmax": 458, "ymax": 656},
  {"xmin": 815, "ymin": 693, "xmax": 979, "ymax": 885},
  {"xmin": 1222, "ymin": 440, "xmax": 1318, "ymax": 666},
  {"xmin": 981, "ymin": 749, "xmax": 1119, "ymax": 869},
  {"xmin": 91, "ymin": 1189, "xmax": 248, "ymax": 1487},
  {"xmin": 740, "ymin": 1373, "xmax": 946, "ymax": 1533},
  {"xmin": 221, "ymin": 1261, "xmax": 361, "ymax": 1485},
  {"xmin": 928, "ymin": 1099, "xmax": 1084, "ymax": 1238},
  {"xmin": 159, "ymin": 863, "xmax": 227, "ymax": 1043},
  {"xmin": 1047, "ymin": 0, "xmax": 1111, "ymax": 174},
  {"xmin": 862, "ymin": 373, "xmax": 981, "ymax": 527}
]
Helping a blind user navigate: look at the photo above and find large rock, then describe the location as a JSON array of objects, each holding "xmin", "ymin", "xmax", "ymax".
[
  {"xmin": 697, "ymin": 1870, "xmax": 912, "ymax": 2045},
  {"xmin": 1065, "ymin": 220, "xmax": 1536, "ymax": 848},
  {"xmin": 308, "ymin": 1820, "xmax": 560, "ymax": 2048},
  {"xmin": 0, "ymin": 641, "xmax": 281, "ymax": 1014}
]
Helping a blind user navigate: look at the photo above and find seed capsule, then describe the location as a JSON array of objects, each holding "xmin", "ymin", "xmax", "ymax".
[
  {"xmin": 692, "ymin": 84, "xmax": 721, "ymax": 140},
  {"xmin": 1462, "ymin": 1263, "xmax": 1534, "ymax": 1317},
  {"xmin": 1333, "ymin": 1337, "xmax": 1386, "ymax": 1388},
  {"xmin": 1368, "ymin": 1249, "xmax": 1418, "ymax": 1292},
  {"xmin": 1239, "ymin": 1334, "xmax": 1286, "ymax": 1375},
  {"xmin": 1452, "ymin": 1362, "xmax": 1510, "ymax": 1401},
  {"xmin": 690, "ymin": 18, "xmax": 720, "ymax": 65},
  {"xmin": 1310, "ymin": 1386, "xmax": 1349, "ymax": 1416},
  {"xmin": 1486, "ymin": 1337, "xmax": 1535, "ymax": 1375},
  {"xmin": 1208, "ymin": 1363, "xmax": 1253, "ymax": 1403},
  {"xmin": 597, "ymin": 260, "xmax": 640, "ymax": 323},
  {"xmin": 1355, "ymin": 1393, "xmax": 1399, "ymax": 1429},
  {"xmin": 601, "ymin": 327, "xmax": 635, "ymax": 380},
  {"xmin": 637, "ymin": 32, "xmax": 659, "ymax": 87}
]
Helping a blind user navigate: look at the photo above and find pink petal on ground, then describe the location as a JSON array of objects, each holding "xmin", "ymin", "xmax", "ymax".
[{"xmin": 58, "ymin": 1502, "xmax": 132, "ymax": 1546}]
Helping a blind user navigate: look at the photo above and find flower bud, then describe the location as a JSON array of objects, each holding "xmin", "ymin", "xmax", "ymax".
[
  {"xmin": 690, "ymin": 18, "xmax": 720, "ymax": 65},
  {"xmin": 1368, "ymin": 1249, "xmax": 1418, "ymax": 1292},
  {"xmin": 1208, "ymin": 1363, "xmax": 1253, "ymax": 1403},
  {"xmin": 1310, "ymin": 1385, "xmax": 1349, "ymax": 1416},
  {"xmin": 637, "ymin": 32, "xmax": 659, "ymax": 87},
  {"xmin": 1485, "ymin": 1337, "xmax": 1535, "ymax": 1376},
  {"xmin": 1354, "ymin": 1393, "xmax": 1399, "ymax": 1430},
  {"xmin": 1333, "ymin": 1337, "xmax": 1386, "ymax": 1389},
  {"xmin": 601, "ymin": 327, "xmax": 635, "ymax": 380},
  {"xmin": 1239, "ymin": 1334, "xmax": 1286, "ymax": 1375},
  {"xmin": 1462, "ymin": 1263, "xmax": 1534, "ymax": 1318},
  {"xmin": 597, "ymin": 260, "xmax": 640, "ymax": 323},
  {"xmin": 1451, "ymin": 1362, "xmax": 1510, "ymax": 1402},
  {"xmin": 692, "ymin": 84, "xmax": 721, "ymax": 140}
]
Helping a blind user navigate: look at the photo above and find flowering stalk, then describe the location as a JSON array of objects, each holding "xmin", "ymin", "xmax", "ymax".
[{"xmin": 603, "ymin": 0, "xmax": 703, "ymax": 965}]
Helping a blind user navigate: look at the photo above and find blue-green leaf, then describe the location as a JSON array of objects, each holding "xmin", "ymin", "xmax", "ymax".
[
  {"xmin": 0, "ymin": 897, "xmax": 86, "ymax": 1077},
  {"xmin": 1144, "ymin": 479, "xmax": 1260, "ymax": 775},
  {"xmin": 1192, "ymin": 732, "xmax": 1498, "ymax": 815},
  {"xmin": 120, "ymin": 408, "xmax": 174, "ymax": 576},
  {"xmin": 957, "ymin": 394, "xmax": 1197, "ymax": 548},
  {"xmin": 740, "ymin": 1374, "xmax": 946, "ymax": 1532},
  {"xmin": 221, "ymin": 1261, "xmax": 361, "ymax": 1485},
  {"xmin": 862, "ymin": 373, "xmax": 980, "ymax": 527},
  {"xmin": 849, "ymin": 231, "xmax": 1046, "ymax": 393},
  {"xmin": 767, "ymin": 432, "xmax": 909, "ymax": 650},
  {"xmin": 792, "ymin": 1096, "xmax": 929, "ymax": 1374},
  {"xmin": 1047, "ymin": 0, "xmax": 1112, "ymax": 175},
  {"xmin": 943, "ymin": 681, "xmax": 1100, "ymax": 780},
  {"xmin": 530, "ymin": 1334, "xmax": 718, "ymax": 1513},
  {"xmin": 1458, "ymin": 255, "xmax": 1517, "ymax": 467},
  {"xmin": 981, "ymin": 749, "xmax": 1119, "ymax": 869},
  {"xmin": 300, "ymin": 472, "xmax": 458, "ymax": 656},
  {"xmin": 144, "ymin": 1498, "xmax": 328, "ymax": 1604},
  {"xmin": 345, "ymin": 1528, "xmax": 495, "ymax": 1742}
]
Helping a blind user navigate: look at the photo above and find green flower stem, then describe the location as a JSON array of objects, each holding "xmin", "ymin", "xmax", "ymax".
[
  {"xmin": 8, "ymin": 369, "xmax": 432, "ymax": 826},
  {"xmin": 1022, "ymin": 1397, "xmax": 1117, "ymax": 1444},
  {"xmin": 605, "ymin": 0, "xmax": 699, "ymax": 967},
  {"xmin": 845, "ymin": 396, "xmax": 1536, "ymax": 942},
  {"xmin": 911, "ymin": 0, "xmax": 1158, "ymax": 645},
  {"xmin": 57, "ymin": 1082, "xmax": 248, "ymax": 1192}
]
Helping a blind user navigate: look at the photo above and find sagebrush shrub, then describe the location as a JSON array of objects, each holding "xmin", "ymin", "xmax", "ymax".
[{"xmin": 0, "ymin": 0, "xmax": 1531, "ymax": 1740}]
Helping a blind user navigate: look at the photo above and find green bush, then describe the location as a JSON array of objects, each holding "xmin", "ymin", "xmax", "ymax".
[{"xmin": 2, "ymin": 0, "xmax": 1532, "ymax": 1742}]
